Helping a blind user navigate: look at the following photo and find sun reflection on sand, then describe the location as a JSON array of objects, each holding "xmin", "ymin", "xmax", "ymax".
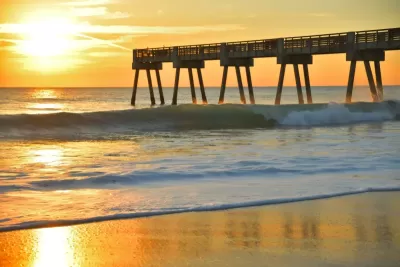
[{"xmin": 34, "ymin": 227, "xmax": 75, "ymax": 267}]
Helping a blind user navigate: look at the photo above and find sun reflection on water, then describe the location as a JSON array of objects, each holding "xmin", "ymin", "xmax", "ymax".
[
  {"xmin": 34, "ymin": 227, "xmax": 75, "ymax": 267},
  {"xmin": 27, "ymin": 89, "xmax": 64, "ymax": 114},
  {"xmin": 32, "ymin": 149, "xmax": 63, "ymax": 166},
  {"xmin": 31, "ymin": 89, "xmax": 58, "ymax": 99},
  {"xmin": 29, "ymin": 103, "xmax": 63, "ymax": 110}
]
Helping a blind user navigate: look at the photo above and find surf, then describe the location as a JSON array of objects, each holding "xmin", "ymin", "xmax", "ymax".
[{"xmin": 0, "ymin": 101, "xmax": 398, "ymax": 138}]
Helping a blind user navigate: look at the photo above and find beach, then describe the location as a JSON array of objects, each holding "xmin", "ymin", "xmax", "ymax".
[{"xmin": 1, "ymin": 192, "xmax": 399, "ymax": 267}]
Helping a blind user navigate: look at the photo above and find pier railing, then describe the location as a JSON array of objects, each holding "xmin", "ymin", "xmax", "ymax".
[
  {"xmin": 356, "ymin": 28, "xmax": 400, "ymax": 43},
  {"xmin": 177, "ymin": 43, "xmax": 221, "ymax": 60},
  {"xmin": 133, "ymin": 27, "xmax": 400, "ymax": 63},
  {"xmin": 226, "ymin": 39, "xmax": 278, "ymax": 57},
  {"xmin": 355, "ymin": 28, "xmax": 400, "ymax": 50},
  {"xmin": 284, "ymin": 32, "xmax": 348, "ymax": 54},
  {"xmin": 134, "ymin": 47, "xmax": 173, "ymax": 62}
]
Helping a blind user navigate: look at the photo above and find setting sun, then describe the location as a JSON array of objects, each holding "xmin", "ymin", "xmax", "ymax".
[{"xmin": 15, "ymin": 18, "xmax": 75, "ymax": 58}]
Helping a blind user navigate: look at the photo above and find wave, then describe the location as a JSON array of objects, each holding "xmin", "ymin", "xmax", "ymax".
[
  {"xmin": 0, "ymin": 101, "xmax": 399, "ymax": 138},
  {"xmin": 0, "ymin": 163, "xmax": 383, "ymax": 194},
  {"xmin": 1, "ymin": 187, "xmax": 399, "ymax": 232}
]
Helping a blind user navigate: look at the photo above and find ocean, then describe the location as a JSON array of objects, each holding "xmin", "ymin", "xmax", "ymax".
[{"xmin": 0, "ymin": 86, "xmax": 399, "ymax": 231}]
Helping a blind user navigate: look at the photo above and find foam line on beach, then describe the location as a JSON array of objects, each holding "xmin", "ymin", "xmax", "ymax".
[{"xmin": 2, "ymin": 187, "xmax": 399, "ymax": 233}]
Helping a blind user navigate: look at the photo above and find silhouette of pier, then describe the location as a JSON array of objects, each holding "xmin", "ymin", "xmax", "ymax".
[{"xmin": 131, "ymin": 27, "xmax": 400, "ymax": 105}]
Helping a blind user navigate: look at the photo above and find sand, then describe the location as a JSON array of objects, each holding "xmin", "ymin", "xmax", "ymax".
[{"xmin": 1, "ymin": 192, "xmax": 399, "ymax": 267}]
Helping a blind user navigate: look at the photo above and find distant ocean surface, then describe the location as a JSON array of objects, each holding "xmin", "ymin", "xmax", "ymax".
[{"xmin": 1, "ymin": 86, "xmax": 400, "ymax": 231}]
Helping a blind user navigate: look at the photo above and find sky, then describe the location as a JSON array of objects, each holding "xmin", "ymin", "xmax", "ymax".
[{"xmin": 0, "ymin": 0, "xmax": 399, "ymax": 87}]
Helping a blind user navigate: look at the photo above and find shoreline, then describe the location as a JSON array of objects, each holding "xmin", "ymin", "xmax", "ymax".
[
  {"xmin": 1, "ymin": 189, "xmax": 400, "ymax": 233},
  {"xmin": 1, "ymin": 191, "xmax": 399, "ymax": 267}
]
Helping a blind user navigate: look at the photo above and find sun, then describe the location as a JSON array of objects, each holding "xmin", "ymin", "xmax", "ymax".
[{"xmin": 15, "ymin": 17, "xmax": 76, "ymax": 58}]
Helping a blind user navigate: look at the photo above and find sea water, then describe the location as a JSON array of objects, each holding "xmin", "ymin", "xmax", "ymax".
[{"xmin": 0, "ymin": 86, "xmax": 399, "ymax": 231}]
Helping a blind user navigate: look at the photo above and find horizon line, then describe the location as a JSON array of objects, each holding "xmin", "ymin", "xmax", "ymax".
[{"xmin": 1, "ymin": 85, "xmax": 400, "ymax": 89}]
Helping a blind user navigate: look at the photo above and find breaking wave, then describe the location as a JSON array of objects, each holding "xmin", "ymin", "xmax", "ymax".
[{"xmin": 0, "ymin": 101, "xmax": 399, "ymax": 138}]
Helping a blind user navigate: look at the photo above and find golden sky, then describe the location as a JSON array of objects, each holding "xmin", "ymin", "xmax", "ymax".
[{"xmin": 0, "ymin": 0, "xmax": 399, "ymax": 87}]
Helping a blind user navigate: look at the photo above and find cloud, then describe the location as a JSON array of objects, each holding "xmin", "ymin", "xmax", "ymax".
[
  {"xmin": 70, "ymin": 7, "xmax": 130, "ymax": 19},
  {"xmin": 114, "ymin": 34, "xmax": 147, "ymax": 43},
  {"xmin": 61, "ymin": 0, "xmax": 129, "ymax": 19},
  {"xmin": 88, "ymin": 51, "xmax": 125, "ymax": 57},
  {"xmin": 0, "ymin": 39, "xmax": 18, "ymax": 46},
  {"xmin": 104, "ymin": 11, "xmax": 130, "ymax": 19},
  {"xmin": 76, "ymin": 24, "xmax": 246, "ymax": 34},
  {"xmin": 71, "ymin": 7, "xmax": 107, "ymax": 16},
  {"xmin": 61, "ymin": 0, "xmax": 113, "ymax": 6},
  {"xmin": 0, "ymin": 23, "xmax": 245, "ymax": 35},
  {"xmin": 0, "ymin": 39, "xmax": 17, "ymax": 51},
  {"xmin": 308, "ymin": 13, "xmax": 334, "ymax": 17}
]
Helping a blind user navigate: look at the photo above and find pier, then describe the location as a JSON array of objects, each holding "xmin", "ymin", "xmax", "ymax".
[{"xmin": 131, "ymin": 27, "xmax": 400, "ymax": 106}]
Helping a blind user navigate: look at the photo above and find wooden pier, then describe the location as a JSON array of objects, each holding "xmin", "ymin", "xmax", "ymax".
[{"xmin": 131, "ymin": 27, "xmax": 400, "ymax": 105}]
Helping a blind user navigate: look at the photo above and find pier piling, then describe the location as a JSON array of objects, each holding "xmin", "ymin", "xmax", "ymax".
[
  {"xmin": 346, "ymin": 61, "xmax": 357, "ymax": 103},
  {"xmin": 275, "ymin": 64, "xmax": 286, "ymax": 105},
  {"xmin": 131, "ymin": 69, "xmax": 140, "ymax": 106},
  {"xmin": 155, "ymin": 69, "xmax": 165, "ymax": 105},
  {"xmin": 245, "ymin": 66, "xmax": 255, "ymax": 104},
  {"xmin": 197, "ymin": 68, "xmax": 208, "ymax": 104},
  {"xmin": 172, "ymin": 68, "xmax": 180, "ymax": 105},
  {"xmin": 219, "ymin": 66, "xmax": 228, "ymax": 104},
  {"xmin": 235, "ymin": 66, "xmax": 247, "ymax": 104},
  {"xmin": 364, "ymin": 61, "xmax": 379, "ymax": 102},
  {"xmin": 374, "ymin": 61, "xmax": 383, "ymax": 100},
  {"xmin": 188, "ymin": 68, "xmax": 197, "ymax": 104},
  {"xmin": 303, "ymin": 64, "xmax": 312, "ymax": 104},
  {"xmin": 146, "ymin": 69, "xmax": 156, "ymax": 106},
  {"xmin": 293, "ymin": 64, "xmax": 305, "ymax": 104}
]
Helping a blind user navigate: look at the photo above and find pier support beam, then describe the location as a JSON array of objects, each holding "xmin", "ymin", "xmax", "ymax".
[
  {"xmin": 171, "ymin": 60, "xmax": 205, "ymax": 105},
  {"xmin": 131, "ymin": 62, "xmax": 163, "ymax": 106},
  {"xmin": 218, "ymin": 55, "xmax": 254, "ymax": 104},
  {"xmin": 346, "ymin": 49, "xmax": 385, "ymax": 102},
  {"xmin": 275, "ymin": 55, "xmax": 312, "ymax": 105}
]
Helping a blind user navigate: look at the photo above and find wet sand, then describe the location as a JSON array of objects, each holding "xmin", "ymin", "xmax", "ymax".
[{"xmin": 1, "ymin": 192, "xmax": 399, "ymax": 267}]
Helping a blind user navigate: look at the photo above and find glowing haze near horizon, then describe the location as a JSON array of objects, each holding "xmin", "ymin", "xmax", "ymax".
[{"xmin": 0, "ymin": 0, "xmax": 399, "ymax": 87}]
